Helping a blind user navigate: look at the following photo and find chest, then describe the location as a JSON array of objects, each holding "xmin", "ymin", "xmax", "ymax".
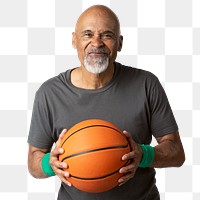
[{"xmin": 49, "ymin": 87, "xmax": 152, "ymax": 144}]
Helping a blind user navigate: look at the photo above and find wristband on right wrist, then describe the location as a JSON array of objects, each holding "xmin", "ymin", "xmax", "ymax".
[
  {"xmin": 41, "ymin": 152, "xmax": 56, "ymax": 177},
  {"xmin": 139, "ymin": 144, "xmax": 155, "ymax": 168}
]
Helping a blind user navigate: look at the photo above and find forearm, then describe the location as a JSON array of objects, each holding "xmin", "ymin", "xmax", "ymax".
[
  {"xmin": 28, "ymin": 149, "xmax": 49, "ymax": 179},
  {"xmin": 150, "ymin": 136, "xmax": 185, "ymax": 168}
]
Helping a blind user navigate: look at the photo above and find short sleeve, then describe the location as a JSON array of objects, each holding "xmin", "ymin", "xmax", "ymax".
[
  {"xmin": 148, "ymin": 78, "xmax": 178, "ymax": 137},
  {"xmin": 28, "ymin": 88, "xmax": 54, "ymax": 149}
]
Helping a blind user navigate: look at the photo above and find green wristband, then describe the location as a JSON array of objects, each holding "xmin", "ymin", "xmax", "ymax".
[
  {"xmin": 139, "ymin": 144, "xmax": 155, "ymax": 168},
  {"xmin": 41, "ymin": 153, "xmax": 56, "ymax": 176}
]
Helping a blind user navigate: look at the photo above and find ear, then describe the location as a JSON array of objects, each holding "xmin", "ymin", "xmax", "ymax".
[
  {"xmin": 117, "ymin": 35, "xmax": 123, "ymax": 52},
  {"xmin": 72, "ymin": 32, "xmax": 77, "ymax": 49}
]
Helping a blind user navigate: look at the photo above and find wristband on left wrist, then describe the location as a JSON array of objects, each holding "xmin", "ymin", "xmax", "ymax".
[{"xmin": 139, "ymin": 144, "xmax": 155, "ymax": 168}]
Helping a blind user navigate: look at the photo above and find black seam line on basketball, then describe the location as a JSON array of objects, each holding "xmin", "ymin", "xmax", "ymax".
[
  {"xmin": 61, "ymin": 124, "xmax": 122, "ymax": 148},
  {"xmin": 69, "ymin": 160, "xmax": 129, "ymax": 180},
  {"xmin": 61, "ymin": 144, "xmax": 129, "ymax": 162}
]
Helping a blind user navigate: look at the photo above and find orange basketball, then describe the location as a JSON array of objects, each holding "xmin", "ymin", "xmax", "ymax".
[{"xmin": 59, "ymin": 119, "xmax": 131, "ymax": 193}]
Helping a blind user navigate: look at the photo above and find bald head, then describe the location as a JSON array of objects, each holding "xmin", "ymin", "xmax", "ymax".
[
  {"xmin": 75, "ymin": 5, "xmax": 121, "ymax": 35},
  {"xmin": 72, "ymin": 5, "xmax": 123, "ymax": 73}
]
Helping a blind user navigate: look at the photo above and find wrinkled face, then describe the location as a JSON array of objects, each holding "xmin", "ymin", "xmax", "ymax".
[{"xmin": 72, "ymin": 8, "xmax": 123, "ymax": 74}]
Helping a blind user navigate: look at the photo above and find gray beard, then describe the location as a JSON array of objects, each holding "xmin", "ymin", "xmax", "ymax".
[{"xmin": 84, "ymin": 55, "xmax": 109, "ymax": 74}]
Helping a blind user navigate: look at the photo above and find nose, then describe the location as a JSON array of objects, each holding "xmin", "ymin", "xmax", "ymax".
[{"xmin": 91, "ymin": 36, "xmax": 104, "ymax": 48}]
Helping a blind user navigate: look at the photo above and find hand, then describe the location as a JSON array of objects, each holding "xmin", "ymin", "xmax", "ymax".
[
  {"xmin": 49, "ymin": 129, "xmax": 72, "ymax": 187},
  {"xmin": 118, "ymin": 130, "xmax": 143, "ymax": 186}
]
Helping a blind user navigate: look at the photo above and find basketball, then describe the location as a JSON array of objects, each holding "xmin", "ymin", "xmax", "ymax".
[{"xmin": 59, "ymin": 119, "xmax": 131, "ymax": 193}]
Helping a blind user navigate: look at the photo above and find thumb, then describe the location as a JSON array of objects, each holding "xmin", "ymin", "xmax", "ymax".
[{"xmin": 56, "ymin": 129, "xmax": 67, "ymax": 147}]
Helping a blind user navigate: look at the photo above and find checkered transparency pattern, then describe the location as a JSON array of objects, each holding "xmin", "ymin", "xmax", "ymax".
[{"xmin": 0, "ymin": 0, "xmax": 199, "ymax": 199}]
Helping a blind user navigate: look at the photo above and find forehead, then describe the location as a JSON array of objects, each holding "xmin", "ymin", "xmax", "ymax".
[
  {"xmin": 76, "ymin": 8, "xmax": 119, "ymax": 34},
  {"xmin": 78, "ymin": 19, "xmax": 117, "ymax": 34}
]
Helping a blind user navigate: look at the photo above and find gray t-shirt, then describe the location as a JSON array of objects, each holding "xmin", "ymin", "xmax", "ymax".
[{"xmin": 28, "ymin": 62, "xmax": 178, "ymax": 200}]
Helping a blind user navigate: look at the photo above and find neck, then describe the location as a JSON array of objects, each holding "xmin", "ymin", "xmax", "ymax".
[{"xmin": 71, "ymin": 63, "xmax": 115, "ymax": 90}]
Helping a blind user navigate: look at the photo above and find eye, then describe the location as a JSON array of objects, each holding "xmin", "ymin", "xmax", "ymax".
[
  {"xmin": 101, "ymin": 32, "xmax": 114, "ymax": 40},
  {"xmin": 103, "ymin": 34, "xmax": 111, "ymax": 38},
  {"xmin": 83, "ymin": 32, "xmax": 93, "ymax": 38}
]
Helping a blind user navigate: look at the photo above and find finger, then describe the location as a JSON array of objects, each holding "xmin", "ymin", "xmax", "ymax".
[
  {"xmin": 61, "ymin": 177, "xmax": 72, "ymax": 187},
  {"xmin": 57, "ymin": 171, "xmax": 72, "ymax": 187},
  {"xmin": 118, "ymin": 172, "xmax": 134, "ymax": 186},
  {"xmin": 123, "ymin": 130, "xmax": 136, "ymax": 149},
  {"xmin": 50, "ymin": 160, "xmax": 71, "ymax": 187},
  {"xmin": 51, "ymin": 147, "xmax": 64, "ymax": 157},
  {"xmin": 50, "ymin": 151, "xmax": 68, "ymax": 175},
  {"xmin": 119, "ymin": 163, "xmax": 136, "ymax": 174},
  {"xmin": 56, "ymin": 129, "xmax": 68, "ymax": 147},
  {"xmin": 122, "ymin": 151, "xmax": 142, "ymax": 169},
  {"xmin": 51, "ymin": 159, "xmax": 68, "ymax": 169},
  {"xmin": 53, "ymin": 166, "xmax": 68, "ymax": 176},
  {"xmin": 123, "ymin": 130, "xmax": 131, "ymax": 138},
  {"xmin": 122, "ymin": 151, "xmax": 135, "ymax": 161},
  {"xmin": 59, "ymin": 129, "xmax": 68, "ymax": 140},
  {"xmin": 123, "ymin": 130, "xmax": 138, "ymax": 145}
]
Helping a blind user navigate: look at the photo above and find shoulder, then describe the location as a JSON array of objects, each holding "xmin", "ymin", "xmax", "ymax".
[
  {"xmin": 35, "ymin": 71, "xmax": 68, "ymax": 98},
  {"xmin": 116, "ymin": 62, "xmax": 159, "ymax": 85}
]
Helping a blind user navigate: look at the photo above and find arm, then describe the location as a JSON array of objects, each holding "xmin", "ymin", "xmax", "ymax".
[
  {"xmin": 118, "ymin": 130, "xmax": 185, "ymax": 185},
  {"xmin": 151, "ymin": 131, "xmax": 185, "ymax": 168},
  {"xmin": 28, "ymin": 145, "xmax": 49, "ymax": 179},
  {"xmin": 28, "ymin": 129, "xmax": 72, "ymax": 186}
]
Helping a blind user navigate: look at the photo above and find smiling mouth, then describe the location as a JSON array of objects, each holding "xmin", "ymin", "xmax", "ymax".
[{"xmin": 88, "ymin": 52, "xmax": 108, "ymax": 57}]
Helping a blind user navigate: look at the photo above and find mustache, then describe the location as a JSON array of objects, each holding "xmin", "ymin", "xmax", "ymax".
[{"xmin": 86, "ymin": 48, "xmax": 109, "ymax": 54}]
